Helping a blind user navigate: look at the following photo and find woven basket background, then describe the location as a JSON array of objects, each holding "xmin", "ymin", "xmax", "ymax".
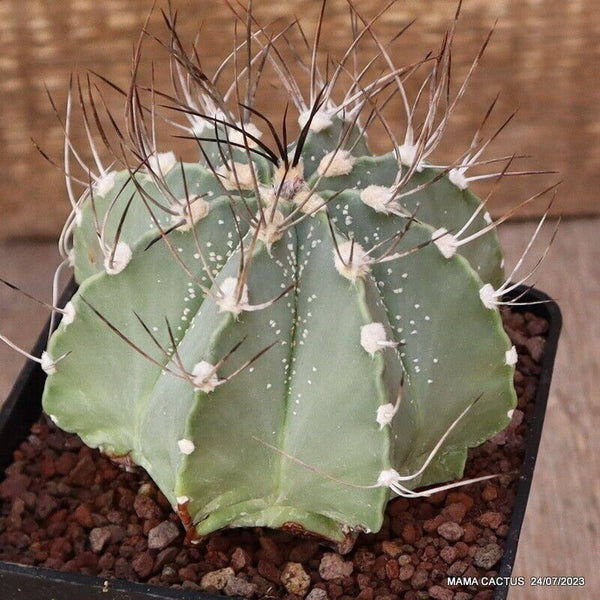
[{"xmin": 1, "ymin": 0, "xmax": 598, "ymax": 240}]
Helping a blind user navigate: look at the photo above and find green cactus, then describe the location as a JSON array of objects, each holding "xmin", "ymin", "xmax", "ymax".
[{"xmin": 3, "ymin": 3, "xmax": 556, "ymax": 550}]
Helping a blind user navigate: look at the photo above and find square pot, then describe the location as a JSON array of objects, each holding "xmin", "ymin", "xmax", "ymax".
[{"xmin": 0, "ymin": 285, "xmax": 561, "ymax": 600}]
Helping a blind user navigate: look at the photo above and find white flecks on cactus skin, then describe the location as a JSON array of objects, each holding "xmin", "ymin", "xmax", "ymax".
[
  {"xmin": 172, "ymin": 198, "xmax": 210, "ymax": 231},
  {"xmin": 448, "ymin": 167, "xmax": 469, "ymax": 190},
  {"xmin": 317, "ymin": 150, "xmax": 356, "ymax": 178},
  {"xmin": 479, "ymin": 283, "xmax": 497, "ymax": 309},
  {"xmin": 49, "ymin": 414, "xmax": 59, "ymax": 425},
  {"xmin": 146, "ymin": 151, "xmax": 177, "ymax": 177},
  {"xmin": 333, "ymin": 240, "xmax": 371, "ymax": 281},
  {"xmin": 93, "ymin": 170, "xmax": 117, "ymax": 197},
  {"xmin": 432, "ymin": 228, "xmax": 459, "ymax": 259},
  {"xmin": 360, "ymin": 322, "xmax": 396, "ymax": 356},
  {"xmin": 298, "ymin": 108, "xmax": 333, "ymax": 132},
  {"xmin": 176, "ymin": 495, "xmax": 190, "ymax": 505},
  {"xmin": 217, "ymin": 161, "xmax": 255, "ymax": 190},
  {"xmin": 178, "ymin": 439, "xmax": 196, "ymax": 455},
  {"xmin": 376, "ymin": 403, "xmax": 398, "ymax": 429},
  {"xmin": 216, "ymin": 276, "xmax": 250, "ymax": 316},
  {"xmin": 104, "ymin": 241, "xmax": 132, "ymax": 275},
  {"xmin": 191, "ymin": 361, "xmax": 220, "ymax": 392},
  {"xmin": 360, "ymin": 185, "xmax": 396, "ymax": 214},
  {"xmin": 505, "ymin": 346, "xmax": 518, "ymax": 366},
  {"xmin": 41, "ymin": 351, "xmax": 57, "ymax": 375},
  {"xmin": 62, "ymin": 301, "xmax": 76, "ymax": 325}
]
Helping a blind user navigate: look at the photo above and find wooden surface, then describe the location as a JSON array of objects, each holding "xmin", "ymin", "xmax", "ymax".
[
  {"xmin": 1, "ymin": 0, "xmax": 600, "ymax": 240},
  {"xmin": 0, "ymin": 217, "xmax": 598, "ymax": 598}
]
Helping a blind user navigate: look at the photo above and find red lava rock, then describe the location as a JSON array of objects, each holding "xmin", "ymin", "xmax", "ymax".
[
  {"xmin": 477, "ymin": 512, "xmax": 503, "ymax": 530},
  {"xmin": 89, "ymin": 527, "xmax": 112, "ymax": 553},
  {"xmin": 381, "ymin": 540, "xmax": 402, "ymax": 558},
  {"xmin": 437, "ymin": 522, "xmax": 464, "ymax": 542},
  {"xmin": 259, "ymin": 535, "xmax": 284, "ymax": 565},
  {"xmin": 280, "ymin": 562, "xmax": 311, "ymax": 596},
  {"xmin": 481, "ymin": 485, "xmax": 498, "ymax": 502},
  {"xmin": 319, "ymin": 553, "xmax": 353, "ymax": 581},
  {"xmin": 73, "ymin": 504, "xmax": 94, "ymax": 528},
  {"xmin": 70, "ymin": 455, "xmax": 96, "ymax": 487},
  {"xmin": 398, "ymin": 564, "xmax": 415, "ymax": 581},
  {"xmin": 401, "ymin": 522, "xmax": 418, "ymax": 543},
  {"xmin": 462, "ymin": 523, "xmax": 481, "ymax": 543},
  {"xmin": 525, "ymin": 336, "xmax": 545, "ymax": 362},
  {"xmin": 473, "ymin": 543, "xmax": 503, "ymax": 569},
  {"xmin": 230, "ymin": 546, "xmax": 251, "ymax": 571},
  {"xmin": 410, "ymin": 567, "xmax": 429, "ymax": 590},
  {"xmin": 134, "ymin": 494, "xmax": 162, "ymax": 521},
  {"xmin": 224, "ymin": 576, "xmax": 259, "ymax": 598},
  {"xmin": 443, "ymin": 502, "xmax": 468, "ymax": 524},
  {"xmin": 289, "ymin": 540, "xmax": 319, "ymax": 563},
  {"xmin": 445, "ymin": 492, "xmax": 474, "ymax": 512},
  {"xmin": 258, "ymin": 559, "xmax": 282, "ymax": 584},
  {"xmin": 0, "ymin": 474, "xmax": 30, "ymax": 499},
  {"xmin": 440, "ymin": 545, "xmax": 458, "ymax": 564},
  {"xmin": 133, "ymin": 551, "xmax": 154, "ymax": 578},
  {"xmin": 447, "ymin": 560, "xmax": 469, "ymax": 577},
  {"xmin": 148, "ymin": 520, "xmax": 180, "ymax": 550},
  {"xmin": 429, "ymin": 585, "xmax": 454, "ymax": 600}
]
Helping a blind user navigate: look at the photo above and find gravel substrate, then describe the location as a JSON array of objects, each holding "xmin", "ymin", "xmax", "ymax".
[{"xmin": 0, "ymin": 310, "xmax": 548, "ymax": 599}]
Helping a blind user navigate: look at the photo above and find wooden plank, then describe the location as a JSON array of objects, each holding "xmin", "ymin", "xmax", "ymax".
[
  {"xmin": 1, "ymin": 0, "xmax": 598, "ymax": 240},
  {"xmin": 0, "ymin": 218, "xmax": 598, "ymax": 597}
]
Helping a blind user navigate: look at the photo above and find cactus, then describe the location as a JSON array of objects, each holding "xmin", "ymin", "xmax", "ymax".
[{"xmin": 2, "ymin": 2, "xmax": 557, "ymax": 549}]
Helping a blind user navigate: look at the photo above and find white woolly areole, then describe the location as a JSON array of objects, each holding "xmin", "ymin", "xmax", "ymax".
[
  {"xmin": 317, "ymin": 150, "xmax": 356, "ymax": 178},
  {"xmin": 191, "ymin": 360, "xmax": 219, "ymax": 392},
  {"xmin": 294, "ymin": 189, "xmax": 326, "ymax": 215},
  {"xmin": 255, "ymin": 210, "xmax": 285, "ymax": 246},
  {"xmin": 505, "ymin": 346, "xmax": 518, "ymax": 366},
  {"xmin": 398, "ymin": 143, "xmax": 424, "ymax": 172},
  {"xmin": 41, "ymin": 351, "xmax": 56, "ymax": 375},
  {"xmin": 334, "ymin": 240, "xmax": 371, "ymax": 280},
  {"xmin": 172, "ymin": 197, "xmax": 210, "ymax": 231},
  {"xmin": 483, "ymin": 211, "xmax": 493, "ymax": 225},
  {"xmin": 448, "ymin": 168, "xmax": 469, "ymax": 190},
  {"xmin": 432, "ymin": 227, "xmax": 458, "ymax": 259},
  {"xmin": 229, "ymin": 122, "xmax": 262, "ymax": 147},
  {"xmin": 377, "ymin": 468, "xmax": 400, "ymax": 487},
  {"xmin": 217, "ymin": 162, "xmax": 255, "ymax": 190},
  {"xmin": 479, "ymin": 283, "xmax": 497, "ymax": 309},
  {"xmin": 376, "ymin": 403, "xmax": 397, "ymax": 429},
  {"xmin": 147, "ymin": 151, "xmax": 177, "ymax": 176},
  {"xmin": 360, "ymin": 185, "xmax": 396, "ymax": 214},
  {"xmin": 93, "ymin": 171, "xmax": 117, "ymax": 197},
  {"xmin": 217, "ymin": 277, "xmax": 249, "ymax": 316},
  {"xmin": 104, "ymin": 241, "xmax": 132, "ymax": 275},
  {"xmin": 507, "ymin": 409, "xmax": 515, "ymax": 420},
  {"xmin": 178, "ymin": 439, "xmax": 195, "ymax": 455},
  {"xmin": 62, "ymin": 301, "xmax": 76, "ymax": 325},
  {"xmin": 176, "ymin": 496, "xmax": 190, "ymax": 505},
  {"xmin": 360, "ymin": 322, "xmax": 388, "ymax": 356},
  {"xmin": 298, "ymin": 109, "xmax": 333, "ymax": 133}
]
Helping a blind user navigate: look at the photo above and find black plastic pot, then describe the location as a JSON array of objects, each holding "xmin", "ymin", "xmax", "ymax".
[{"xmin": 0, "ymin": 285, "xmax": 561, "ymax": 600}]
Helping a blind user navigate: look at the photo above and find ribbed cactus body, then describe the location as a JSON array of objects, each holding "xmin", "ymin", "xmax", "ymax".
[{"xmin": 44, "ymin": 124, "xmax": 515, "ymax": 543}]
